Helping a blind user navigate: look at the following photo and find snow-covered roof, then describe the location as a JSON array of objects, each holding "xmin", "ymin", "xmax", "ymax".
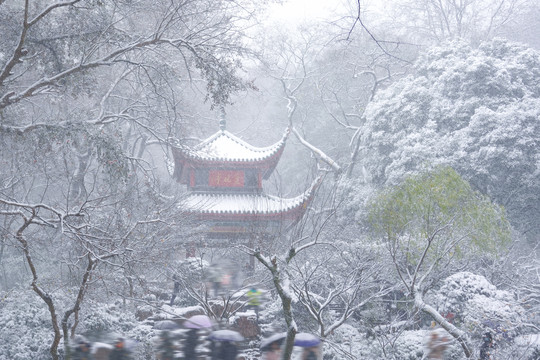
[
  {"xmin": 182, "ymin": 192, "xmax": 306, "ymax": 215},
  {"xmin": 176, "ymin": 129, "xmax": 289, "ymax": 163},
  {"xmin": 180, "ymin": 176, "xmax": 323, "ymax": 217}
]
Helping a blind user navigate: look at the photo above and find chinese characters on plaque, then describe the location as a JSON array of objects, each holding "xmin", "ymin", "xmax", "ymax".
[{"xmin": 209, "ymin": 170, "xmax": 245, "ymax": 187}]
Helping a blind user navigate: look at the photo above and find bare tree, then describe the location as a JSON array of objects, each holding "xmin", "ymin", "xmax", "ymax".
[
  {"xmin": 290, "ymin": 235, "xmax": 393, "ymax": 339},
  {"xmin": 230, "ymin": 177, "xmax": 391, "ymax": 359},
  {"xmin": 384, "ymin": 0, "xmax": 529, "ymax": 44},
  {"xmin": 254, "ymin": 19, "xmax": 415, "ymax": 185},
  {"xmin": 0, "ymin": 1, "xmax": 264, "ymax": 357},
  {"xmin": 169, "ymin": 249, "xmax": 255, "ymax": 325}
]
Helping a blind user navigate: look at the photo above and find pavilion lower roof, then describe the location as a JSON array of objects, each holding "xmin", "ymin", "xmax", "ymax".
[
  {"xmin": 179, "ymin": 176, "xmax": 323, "ymax": 219},
  {"xmin": 181, "ymin": 192, "xmax": 306, "ymax": 216}
]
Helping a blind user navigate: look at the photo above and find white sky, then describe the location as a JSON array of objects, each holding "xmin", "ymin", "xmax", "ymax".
[
  {"xmin": 262, "ymin": 0, "xmax": 386, "ymax": 29},
  {"xmin": 266, "ymin": 0, "xmax": 341, "ymax": 23}
]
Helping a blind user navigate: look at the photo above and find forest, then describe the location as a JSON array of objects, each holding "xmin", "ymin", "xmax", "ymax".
[{"xmin": 0, "ymin": 0, "xmax": 539, "ymax": 359}]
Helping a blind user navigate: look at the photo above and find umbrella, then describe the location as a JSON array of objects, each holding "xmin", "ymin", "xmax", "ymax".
[
  {"xmin": 91, "ymin": 342, "xmax": 113, "ymax": 359},
  {"xmin": 154, "ymin": 320, "xmax": 180, "ymax": 331},
  {"xmin": 184, "ymin": 314, "xmax": 213, "ymax": 329},
  {"xmin": 260, "ymin": 332, "xmax": 287, "ymax": 351},
  {"xmin": 209, "ymin": 329, "xmax": 244, "ymax": 342},
  {"xmin": 294, "ymin": 333, "xmax": 321, "ymax": 348}
]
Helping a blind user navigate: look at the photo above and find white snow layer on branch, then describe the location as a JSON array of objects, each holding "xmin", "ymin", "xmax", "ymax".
[{"xmin": 292, "ymin": 127, "xmax": 341, "ymax": 173}]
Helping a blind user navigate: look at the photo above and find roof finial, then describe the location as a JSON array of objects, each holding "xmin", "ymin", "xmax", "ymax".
[{"xmin": 219, "ymin": 106, "xmax": 226, "ymax": 131}]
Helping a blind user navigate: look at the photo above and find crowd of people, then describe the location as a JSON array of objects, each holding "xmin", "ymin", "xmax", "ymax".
[
  {"xmin": 261, "ymin": 343, "xmax": 319, "ymax": 360},
  {"xmin": 70, "ymin": 265, "xmax": 511, "ymax": 360},
  {"xmin": 71, "ymin": 337, "xmax": 132, "ymax": 360},
  {"xmin": 154, "ymin": 328, "xmax": 243, "ymax": 360},
  {"xmin": 69, "ymin": 277, "xmax": 270, "ymax": 360},
  {"xmin": 78, "ymin": 265, "xmax": 510, "ymax": 360},
  {"xmin": 70, "ymin": 326, "xmax": 324, "ymax": 360},
  {"xmin": 70, "ymin": 331, "xmax": 244, "ymax": 360}
]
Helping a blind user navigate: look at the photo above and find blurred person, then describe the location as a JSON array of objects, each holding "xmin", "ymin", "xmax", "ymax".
[
  {"xmin": 301, "ymin": 347, "xmax": 318, "ymax": 360},
  {"xmin": 263, "ymin": 342, "xmax": 281, "ymax": 360},
  {"xmin": 231, "ymin": 269, "xmax": 240, "ymax": 288},
  {"xmin": 157, "ymin": 331, "xmax": 175, "ymax": 360},
  {"xmin": 109, "ymin": 338, "xmax": 130, "ymax": 360},
  {"xmin": 218, "ymin": 340, "xmax": 238, "ymax": 360},
  {"xmin": 221, "ymin": 273, "xmax": 231, "ymax": 290},
  {"xmin": 170, "ymin": 274, "xmax": 180, "ymax": 306},
  {"xmin": 479, "ymin": 332, "xmax": 495, "ymax": 360},
  {"xmin": 209, "ymin": 265, "xmax": 222, "ymax": 297},
  {"xmin": 427, "ymin": 329, "xmax": 449, "ymax": 359},
  {"xmin": 183, "ymin": 329, "xmax": 199, "ymax": 359},
  {"xmin": 246, "ymin": 288, "xmax": 262, "ymax": 321},
  {"xmin": 72, "ymin": 340, "xmax": 93, "ymax": 360},
  {"xmin": 209, "ymin": 340, "xmax": 219, "ymax": 360}
]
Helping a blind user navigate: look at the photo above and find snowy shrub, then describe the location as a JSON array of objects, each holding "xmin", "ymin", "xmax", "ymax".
[
  {"xmin": 0, "ymin": 289, "xmax": 54, "ymax": 360},
  {"xmin": 324, "ymin": 323, "xmax": 383, "ymax": 359},
  {"xmin": 427, "ymin": 271, "xmax": 532, "ymax": 359},
  {"xmin": 393, "ymin": 330, "xmax": 428, "ymax": 359},
  {"xmin": 497, "ymin": 334, "xmax": 540, "ymax": 360},
  {"xmin": 79, "ymin": 300, "xmax": 159, "ymax": 359},
  {"xmin": 430, "ymin": 271, "xmax": 525, "ymax": 339},
  {"xmin": 80, "ymin": 300, "xmax": 140, "ymax": 335},
  {"xmin": 361, "ymin": 38, "xmax": 540, "ymax": 240},
  {"xmin": 257, "ymin": 293, "xmax": 290, "ymax": 336},
  {"xmin": 323, "ymin": 323, "xmax": 464, "ymax": 359},
  {"xmin": 0, "ymin": 288, "xmax": 160, "ymax": 360}
]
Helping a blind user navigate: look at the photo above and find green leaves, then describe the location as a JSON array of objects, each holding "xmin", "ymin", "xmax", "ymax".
[{"xmin": 368, "ymin": 166, "xmax": 510, "ymax": 261}]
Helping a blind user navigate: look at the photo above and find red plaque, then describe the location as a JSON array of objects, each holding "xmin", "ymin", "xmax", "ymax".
[{"xmin": 209, "ymin": 170, "xmax": 244, "ymax": 187}]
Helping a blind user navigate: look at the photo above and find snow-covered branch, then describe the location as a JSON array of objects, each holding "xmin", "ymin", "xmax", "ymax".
[
  {"xmin": 413, "ymin": 289, "xmax": 473, "ymax": 357},
  {"xmin": 292, "ymin": 127, "xmax": 342, "ymax": 174}
]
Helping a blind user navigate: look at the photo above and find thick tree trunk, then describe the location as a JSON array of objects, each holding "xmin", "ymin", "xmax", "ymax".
[
  {"xmin": 280, "ymin": 295, "xmax": 297, "ymax": 360},
  {"xmin": 254, "ymin": 252, "xmax": 297, "ymax": 360},
  {"xmin": 62, "ymin": 255, "xmax": 96, "ymax": 360},
  {"xmin": 17, "ymin": 218, "xmax": 62, "ymax": 360}
]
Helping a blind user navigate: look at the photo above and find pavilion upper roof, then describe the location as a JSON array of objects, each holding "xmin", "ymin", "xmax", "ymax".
[{"xmin": 175, "ymin": 128, "xmax": 289, "ymax": 163}]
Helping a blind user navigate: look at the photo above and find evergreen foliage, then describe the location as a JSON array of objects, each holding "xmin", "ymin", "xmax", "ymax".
[
  {"xmin": 361, "ymin": 39, "xmax": 540, "ymax": 240},
  {"xmin": 368, "ymin": 166, "xmax": 511, "ymax": 258}
]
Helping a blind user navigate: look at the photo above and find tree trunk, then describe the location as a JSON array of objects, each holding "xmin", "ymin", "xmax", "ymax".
[
  {"xmin": 280, "ymin": 294, "xmax": 297, "ymax": 360},
  {"xmin": 413, "ymin": 289, "xmax": 473, "ymax": 358},
  {"xmin": 254, "ymin": 252, "xmax": 297, "ymax": 360},
  {"xmin": 62, "ymin": 255, "xmax": 96, "ymax": 360},
  {"xmin": 17, "ymin": 219, "xmax": 62, "ymax": 360}
]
